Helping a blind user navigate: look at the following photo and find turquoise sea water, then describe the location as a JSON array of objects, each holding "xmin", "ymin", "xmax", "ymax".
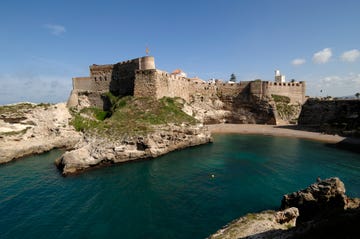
[{"xmin": 1, "ymin": 134, "xmax": 359, "ymax": 239}]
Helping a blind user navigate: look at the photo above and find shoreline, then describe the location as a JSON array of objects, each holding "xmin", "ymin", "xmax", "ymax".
[{"xmin": 207, "ymin": 124, "xmax": 348, "ymax": 143}]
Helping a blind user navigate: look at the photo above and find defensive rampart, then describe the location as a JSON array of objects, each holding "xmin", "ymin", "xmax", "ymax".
[
  {"xmin": 72, "ymin": 77, "xmax": 92, "ymax": 91},
  {"xmin": 266, "ymin": 81, "xmax": 306, "ymax": 104},
  {"xmin": 68, "ymin": 56, "xmax": 306, "ymax": 111}
]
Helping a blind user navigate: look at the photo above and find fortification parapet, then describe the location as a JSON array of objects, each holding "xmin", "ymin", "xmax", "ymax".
[
  {"xmin": 69, "ymin": 56, "xmax": 306, "ymax": 110},
  {"xmin": 265, "ymin": 80, "xmax": 306, "ymax": 104},
  {"xmin": 139, "ymin": 56, "xmax": 155, "ymax": 70},
  {"xmin": 72, "ymin": 77, "xmax": 93, "ymax": 91}
]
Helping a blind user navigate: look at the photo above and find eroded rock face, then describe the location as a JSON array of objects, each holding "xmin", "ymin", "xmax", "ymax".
[
  {"xmin": 183, "ymin": 95, "xmax": 277, "ymax": 125},
  {"xmin": 208, "ymin": 177, "xmax": 360, "ymax": 239},
  {"xmin": 298, "ymin": 99, "xmax": 360, "ymax": 136},
  {"xmin": 281, "ymin": 177, "xmax": 347, "ymax": 222},
  {"xmin": 0, "ymin": 103, "xmax": 81, "ymax": 164},
  {"xmin": 208, "ymin": 207, "xmax": 299, "ymax": 239},
  {"xmin": 55, "ymin": 124, "xmax": 212, "ymax": 175}
]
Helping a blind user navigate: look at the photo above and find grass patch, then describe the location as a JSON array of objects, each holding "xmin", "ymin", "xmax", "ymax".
[
  {"xmin": 272, "ymin": 94, "xmax": 290, "ymax": 104},
  {"xmin": 70, "ymin": 95, "xmax": 197, "ymax": 138},
  {"xmin": 0, "ymin": 103, "xmax": 35, "ymax": 116},
  {"xmin": 0, "ymin": 103, "xmax": 52, "ymax": 115}
]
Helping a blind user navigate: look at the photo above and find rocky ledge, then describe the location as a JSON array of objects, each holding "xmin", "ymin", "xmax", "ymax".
[
  {"xmin": 208, "ymin": 177, "xmax": 360, "ymax": 239},
  {"xmin": 55, "ymin": 123, "xmax": 212, "ymax": 175},
  {"xmin": 0, "ymin": 103, "xmax": 81, "ymax": 164}
]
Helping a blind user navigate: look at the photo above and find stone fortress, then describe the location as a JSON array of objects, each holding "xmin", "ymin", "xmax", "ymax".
[{"xmin": 67, "ymin": 56, "xmax": 306, "ymax": 124}]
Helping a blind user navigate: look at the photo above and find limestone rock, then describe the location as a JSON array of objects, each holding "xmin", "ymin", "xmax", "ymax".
[
  {"xmin": 208, "ymin": 208, "xmax": 299, "ymax": 239},
  {"xmin": 184, "ymin": 95, "xmax": 277, "ymax": 125},
  {"xmin": 275, "ymin": 207, "xmax": 299, "ymax": 224},
  {"xmin": 208, "ymin": 177, "xmax": 360, "ymax": 239},
  {"xmin": 298, "ymin": 98, "xmax": 360, "ymax": 136},
  {"xmin": 0, "ymin": 103, "xmax": 81, "ymax": 164},
  {"xmin": 55, "ymin": 124, "xmax": 212, "ymax": 175},
  {"xmin": 281, "ymin": 177, "xmax": 347, "ymax": 222}
]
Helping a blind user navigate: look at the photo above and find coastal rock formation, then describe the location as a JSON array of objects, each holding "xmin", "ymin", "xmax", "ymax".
[
  {"xmin": 208, "ymin": 207, "xmax": 299, "ymax": 239},
  {"xmin": 55, "ymin": 123, "xmax": 212, "ymax": 175},
  {"xmin": 0, "ymin": 103, "xmax": 81, "ymax": 164},
  {"xmin": 208, "ymin": 177, "xmax": 360, "ymax": 239},
  {"xmin": 298, "ymin": 98, "xmax": 360, "ymax": 136},
  {"xmin": 69, "ymin": 56, "xmax": 306, "ymax": 125},
  {"xmin": 181, "ymin": 95, "xmax": 277, "ymax": 125},
  {"xmin": 281, "ymin": 177, "xmax": 347, "ymax": 222}
]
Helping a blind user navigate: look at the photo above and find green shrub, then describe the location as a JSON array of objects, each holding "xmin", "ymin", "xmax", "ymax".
[
  {"xmin": 69, "ymin": 95, "xmax": 197, "ymax": 138},
  {"xmin": 272, "ymin": 94, "xmax": 290, "ymax": 103}
]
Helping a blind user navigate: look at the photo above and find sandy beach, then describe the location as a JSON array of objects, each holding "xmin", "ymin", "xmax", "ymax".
[{"xmin": 207, "ymin": 124, "xmax": 347, "ymax": 143}]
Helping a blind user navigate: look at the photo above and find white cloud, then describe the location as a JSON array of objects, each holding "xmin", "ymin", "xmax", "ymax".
[
  {"xmin": 44, "ymin": 24, "xmax": 66, "ymax": 36},
  {"xmin": 340, "ymin": 49, "xmax": 360, "ymax": 62},
  {"xmin": 312, "ymin": 48, "xmax": 332, "ymax": 64},
  {"xmin": 0, "ymin": 73, "xmax": 72, "ymax": 105},
  {"xmin": 291, "ymin": 58, "xmax": 306, "ymax": 66},
  {"xmin": 307, "ymin": 72, "xmax": 360, "ymax": 97}
]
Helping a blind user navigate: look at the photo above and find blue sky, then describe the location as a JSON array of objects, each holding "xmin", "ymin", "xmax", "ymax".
[{"xmin": 1, "ymin": 0, "xmax": 360, "ymax": 104}]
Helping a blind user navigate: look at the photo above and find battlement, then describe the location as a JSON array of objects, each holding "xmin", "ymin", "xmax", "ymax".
[
  {"xmin": 266, "ymin": 81, "xmax": 305, "ymax": 87},
  {"xmin": 90, "ymin": 56, "xmax": 155, "ymax": 72},
  {"xmin": 69, "ymin": 56, "xmax": 306, "ymax": 108}
]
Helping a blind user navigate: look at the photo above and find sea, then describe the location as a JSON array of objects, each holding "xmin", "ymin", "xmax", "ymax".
[{"xmin": 1, "ymin": 134, "xmax": 359, "ymax": 239}]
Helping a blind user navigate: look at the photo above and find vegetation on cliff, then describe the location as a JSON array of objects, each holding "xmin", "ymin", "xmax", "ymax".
[
  {"xmin": 271, "ymin": 94, "xmax": 301, "ymax": 124},
  {"xmin": 0, "ymin": 103, "xmax": 51, "ymax": 117},
  {"xmin": 70, "ymin": 95, "xmax": 197, "ymax": 138}
]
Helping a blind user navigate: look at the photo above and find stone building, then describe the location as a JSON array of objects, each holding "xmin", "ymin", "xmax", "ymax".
[{"xmin": 67, "ymin": 56, "xmax": 306, "ymax": 122}]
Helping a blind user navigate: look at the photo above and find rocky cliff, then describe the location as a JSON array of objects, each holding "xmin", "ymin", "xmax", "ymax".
[
  {"xmin": 208, "ymin": 177, "xmax": 360, "ymax": 239},
  {"xmin": 298, "ymin": 99, "xmax": 360, "ymax": 136},
  {"xmin": 181, "ymin": 93, "xmax": 301, "ymax": 125},
  {"xmin": 0, "ymin": 98, "xmax": 212, "ymax": 175},
  {"xmin": 182, "ymin": 95, "xmax": 278, "ymax": 125},
  {"xmin": 0, "ymin": 103, "xmax": 81, "ymax": 164},
  {"xmin": 55, "ymin": 123, "xmax": 212, "ymax": 175}
]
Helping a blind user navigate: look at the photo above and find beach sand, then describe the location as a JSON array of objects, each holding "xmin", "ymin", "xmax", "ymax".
[{"xmin": 207, "ymin": 124, "xmax": 346, "ymax": 143}]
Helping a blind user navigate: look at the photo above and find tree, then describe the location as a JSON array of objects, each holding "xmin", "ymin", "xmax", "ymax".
[
  {"xmin": 229, "ymin": 73, "xmax": 237, "ymax": 82},
  {"xmin": 356, "ymin": 92, "xmax": 360, "ymax": 99}
]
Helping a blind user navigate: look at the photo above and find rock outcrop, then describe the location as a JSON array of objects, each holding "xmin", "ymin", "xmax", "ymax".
[
  {"xmin": 298, "ymin": 98, "xmax": 360, "ymax": 136},
  {"xmin": 281, "ymin": 177, "xmax": 348, "ymax": 222},
  {"xmin": 208, "ymin": 208, "xmax": 299, "ymax": 239},
  {"xmin": 182, "ymin": 95, "xmax": 278, "ymax": 125},
  {"xmin": 208, "ymin": 177, "xmax": 360, "ymax": 239},
  {"xmin": 0, "ymin": 103, "xmax": 81, "ymax": 164},
  {"xmin": 55, "ymin": 123, "xmax": 212, "ymax": 175}
]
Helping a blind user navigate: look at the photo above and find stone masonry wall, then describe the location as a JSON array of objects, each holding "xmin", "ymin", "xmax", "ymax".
[
  {"xmin": 70, "ymin": 56, "xmax": 306, "ymax": 112},
  {"xmin": 72, "ymin": 77, "xmax": 93, "ymax": 91},
  {"xmin": 134, "ymin": 70, "xmax": 190, "ymax": 101},
  {"xmin": 133, "ymin": 69, "xmax": 158, "ymax": 99},
  {"xmin": 266, "ymin": 81, "xmax": 306, "ymax": 104},
  {"xmin": 90, "ymin": 60, "xmax": 139, "ymax": 96},
  {"xmin": 133, "ymin": 69, "xmax": 305, "ymax": 105}
]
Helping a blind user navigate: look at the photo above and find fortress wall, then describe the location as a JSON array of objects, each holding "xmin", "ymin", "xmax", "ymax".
[
  {"xmin": 139, "ymin": 56, "xmax": 155, "ymax": 70},
  {"xmin": 135, "ymin": 70, "xmax": 192, "ymax": 101},
  {"xmin": 216, "ymin": 81, "xmax": 251, "ymax": 97},
  {"xmin": 188, "ymin": 80, "xmax": 217, "ymax": 98},
  {"xmin": 90, "ymin": 59, "xmax": 140, "ymax": 95},
  {"xmin": 266, "ymin": 81, "xmax": 306, "ymax": 104},
  {"xmin": 134, "ymin": 69, "xmax": 158, "ymax": 98},
  {"xmin": 110, "ymin": 61, "xmax": 139, "ymax": 96},
  {"xmin": 249, "ymin": 81, "xmax": 267, "ymax": 98},
  {"xmin": 72, "ymin": 77, "xmax": 93, "ymax": 91},
  {"xmin": 153, "ymin": 70, "xmax": 190, "ymax": 101},
  {"xmin": 88, "ymin": 57, "xmax": 155, "ymax": 96}
]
